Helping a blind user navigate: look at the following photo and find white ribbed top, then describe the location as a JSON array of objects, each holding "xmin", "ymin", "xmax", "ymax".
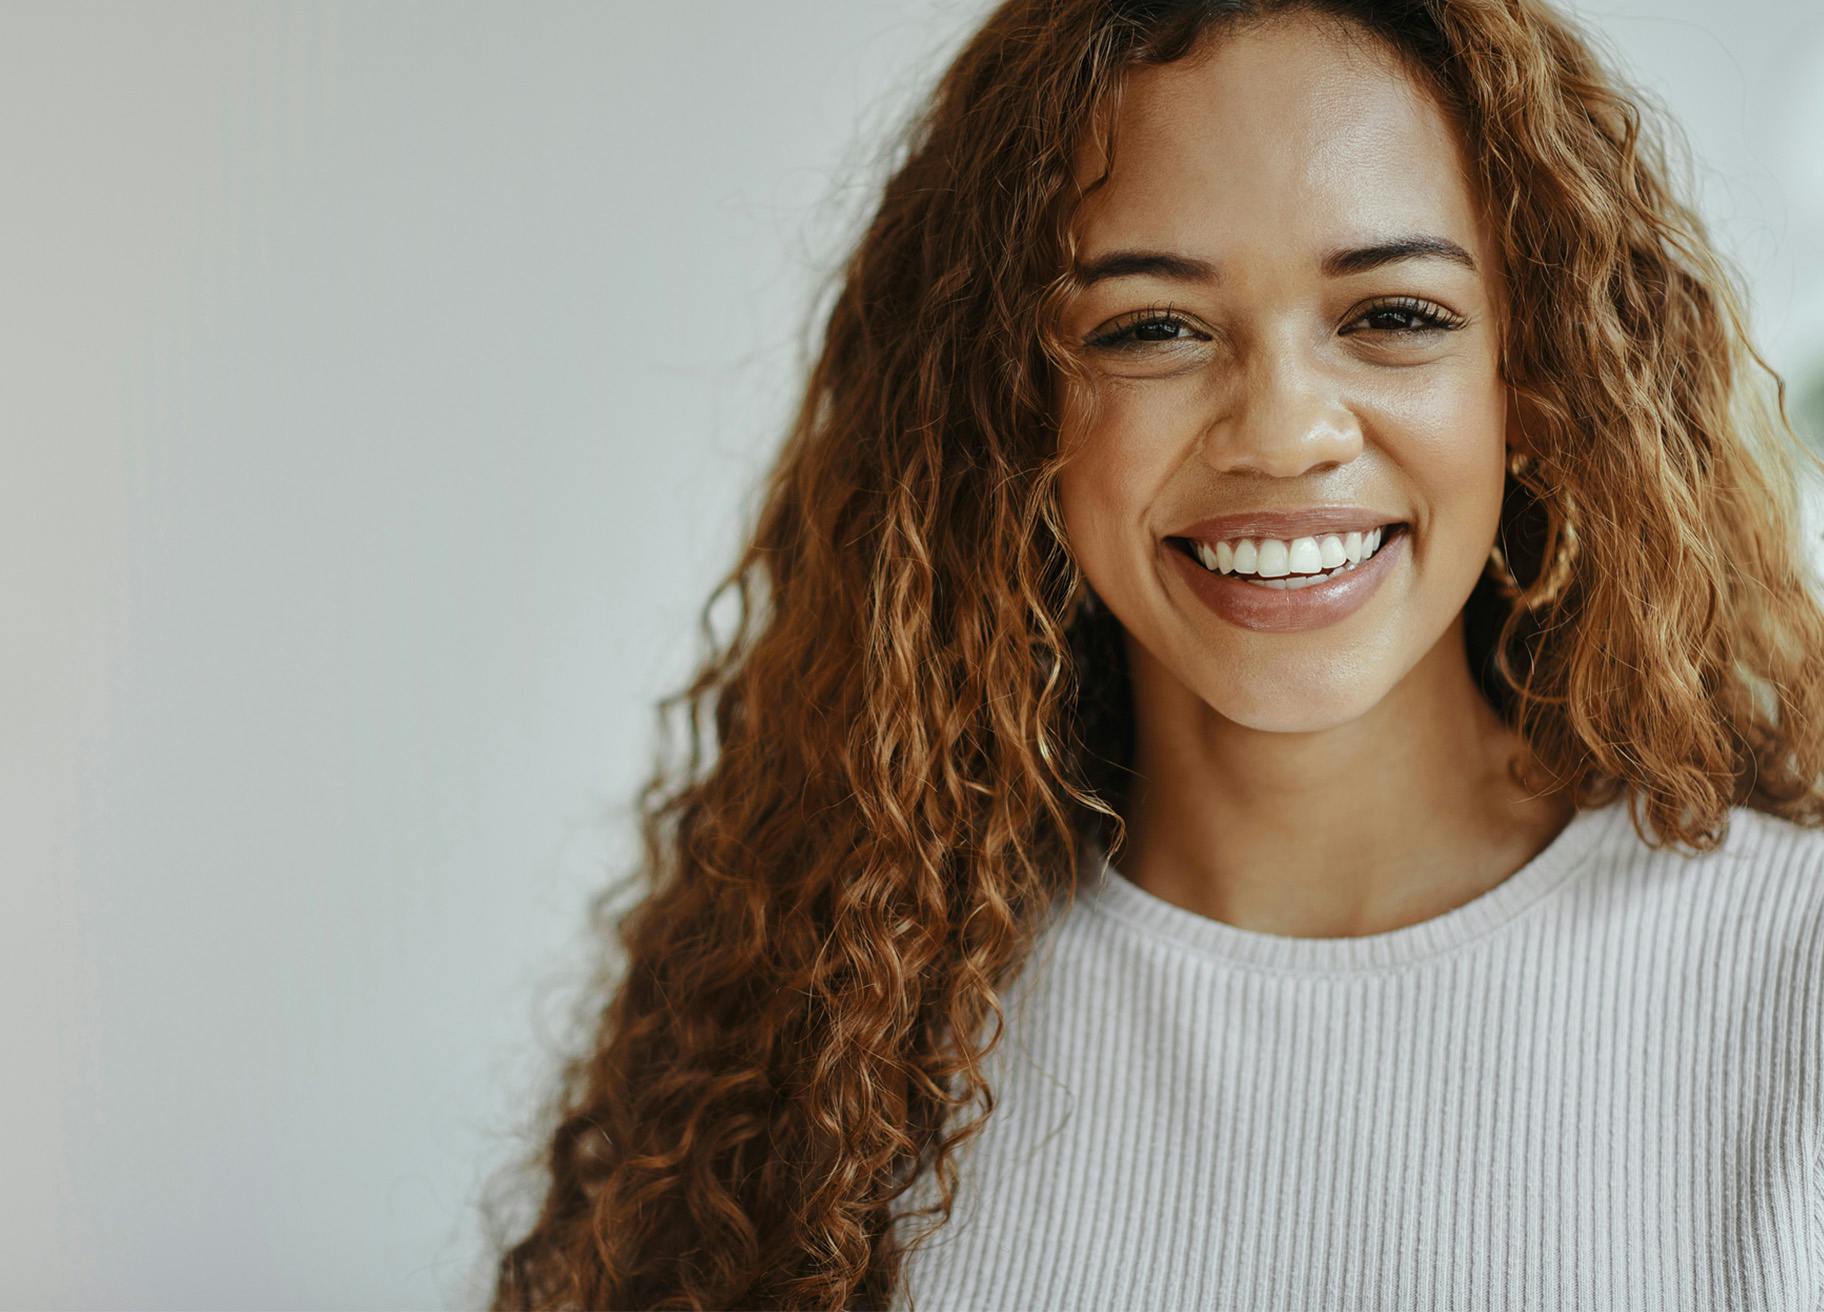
[{"xmin": 892, "ymin": 798, "xmax": 1824, "ymax": 1311}]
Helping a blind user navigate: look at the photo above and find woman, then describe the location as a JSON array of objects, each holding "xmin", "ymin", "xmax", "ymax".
[{"xmin": 489, "ymin": 0, "xmax": 1824, "ymax": 1307}]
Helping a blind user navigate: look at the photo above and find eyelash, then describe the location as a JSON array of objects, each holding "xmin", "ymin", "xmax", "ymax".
[{"xmin": 1086, "ymin": 296, "xmax": 1469, "ymax": 349}]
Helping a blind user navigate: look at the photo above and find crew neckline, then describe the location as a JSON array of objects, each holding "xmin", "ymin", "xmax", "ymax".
[{"xmin": 1076, "ymin": 796, "xmax": 1631, "ymax": 974}]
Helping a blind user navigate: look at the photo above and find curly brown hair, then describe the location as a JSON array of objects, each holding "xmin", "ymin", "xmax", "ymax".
[{"xmin": 484, "ymin": 0, "xmax": 1824, "ymax": 1306}]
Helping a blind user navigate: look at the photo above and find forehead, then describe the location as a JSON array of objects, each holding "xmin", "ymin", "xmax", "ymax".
[{"xmin": 1077, "ymin": 16, "xmax": 1491, "ymax": 270}]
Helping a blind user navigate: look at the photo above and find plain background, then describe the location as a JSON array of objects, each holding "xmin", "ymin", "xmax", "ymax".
[{"xmin": 4, "ymin": 1, "xmax": 1821, "ymax": 1307}]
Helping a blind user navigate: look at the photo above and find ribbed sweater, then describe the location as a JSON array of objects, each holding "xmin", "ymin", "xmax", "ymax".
[{"xmin": 892, "ymin": 797, "xmax": 1824, "ymax": 1311}]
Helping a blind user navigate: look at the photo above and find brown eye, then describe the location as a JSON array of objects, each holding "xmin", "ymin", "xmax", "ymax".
[
  {"xmin": 1346, "ymin": 296, "xmax": 1467, "ymax": 336},
  {"xmin": 1087, "ymin": 307, "xmax": 1210, "ymax": 350}
]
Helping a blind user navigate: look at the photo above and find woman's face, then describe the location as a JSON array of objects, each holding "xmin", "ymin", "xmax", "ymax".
[{"xmin": 1056, "ymin": 15, "xmax": 1510, "ymax": 734}]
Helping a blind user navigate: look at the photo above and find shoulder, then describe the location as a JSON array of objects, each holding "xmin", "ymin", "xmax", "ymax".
[
  {"xmin": 1601, "ymin": 801, "xmax": 1824, "ymax": 886},
  {"xmin": 1703, "ymin": 806, "xmax": 1824, "ymax": 893},
  {"xmin": 1589, "ymin": 802, "xmax": 1824, "ymax": 981},
  {"xmin": 1696, "ymin": 807, "xmax": 1824, "ymax": 991}
]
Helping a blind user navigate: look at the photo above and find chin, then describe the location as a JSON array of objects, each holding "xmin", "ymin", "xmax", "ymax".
[{"xmin": 1203, "ymin": 669, "xmax": 1399, "ymax": 735}]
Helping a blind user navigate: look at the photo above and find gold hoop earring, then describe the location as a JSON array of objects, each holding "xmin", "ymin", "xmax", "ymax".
[
  {"xmin": 1485, "ymin": 449, "xmax": 1579, "ymax": 611},
  {"xmin": 1484, "ymin": 544, "xmax": 1518, "ymax": 604}
]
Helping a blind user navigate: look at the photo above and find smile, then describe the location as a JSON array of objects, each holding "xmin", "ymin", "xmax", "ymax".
[
  {"xmin": 1163, "ymin": 524, "xmax": 1410, "ymax": 633},
  {"xmin": 1172, "ymin": 524, "xmax": 1399, "ymax": 584}
]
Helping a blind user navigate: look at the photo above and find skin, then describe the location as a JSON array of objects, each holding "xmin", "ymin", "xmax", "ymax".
[{"xmin": 1055, "ymin": 13, "xmax": 1576, "ymax": 938}]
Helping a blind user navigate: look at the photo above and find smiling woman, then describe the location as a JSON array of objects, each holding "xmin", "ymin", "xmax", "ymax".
[
  {"xmin": 488, "ymin": 1, "xmax": 1824, "ymax": 1309},
  {"xmin": 1051, "ymin": 15, "xmax": 1571, "ymax": 936}
]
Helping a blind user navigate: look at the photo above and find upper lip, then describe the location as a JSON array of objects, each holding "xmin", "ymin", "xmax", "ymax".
[{"xmin": 1167, "ymin": 506, "xmax": 1405, "ymax": 546}]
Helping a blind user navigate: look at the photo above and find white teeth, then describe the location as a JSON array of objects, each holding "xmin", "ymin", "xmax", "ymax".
[
  {"xmin": 1286, "ymin": 537, "xmax": 1323, "ymax": 573},
  {"xmin": 1184, "ymin": 524, "xmax": 1398, "ymax": 581},
  {"xmin": 1248, "ymin": 569, "xmax": 1343, "ymax": 590}
]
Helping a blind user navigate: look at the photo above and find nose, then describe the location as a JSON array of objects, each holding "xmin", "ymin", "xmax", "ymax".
[{"xmin": 1196, "ymin": 348, "xmax": 1364, "ymax": 479}]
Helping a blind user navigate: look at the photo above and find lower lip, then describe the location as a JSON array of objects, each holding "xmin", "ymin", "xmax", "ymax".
[{"xmin": 1163, "ymin": 527, "xmax": 1408, "ymax": 634}]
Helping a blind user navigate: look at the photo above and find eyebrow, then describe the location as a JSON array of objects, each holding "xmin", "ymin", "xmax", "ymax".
[{"xmin": 1073, "ymin": 234, "xmax": 1478, "ymax": 287}]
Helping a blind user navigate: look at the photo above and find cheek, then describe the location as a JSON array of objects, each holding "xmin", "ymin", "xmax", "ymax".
[
  {"xmin": 1378, "ymin": 368, "xmax": 1510, "ymax": 576},
  {"xmin": 1056, "ymin": 444, "xmax": 1132, "ymax": 582},
  {"xmin": 1056, "ymin": 389, "xmax": 1189, "ymax": 561},
  {"xmin": 1370, "ymin": 365, "xmax": 1508, "ymax": 542}
]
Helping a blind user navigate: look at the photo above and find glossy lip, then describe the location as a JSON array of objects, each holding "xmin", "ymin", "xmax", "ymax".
[
  {"xmin": 1163, "ymin": 522, "xmax": 1409, "ymax": 634},
  {"xmin": 1168, "ymin": 506, "xmax": 1403, "ymax": 548}
]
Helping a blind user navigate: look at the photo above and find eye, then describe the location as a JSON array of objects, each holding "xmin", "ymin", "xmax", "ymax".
[
  {"xmin": 1345, "ymin": 296, "xmax": 1469, "ymax": 337},
  {"xmin": 1086, "ymin": 304, "xmax": 1209, "ymax": 350}
]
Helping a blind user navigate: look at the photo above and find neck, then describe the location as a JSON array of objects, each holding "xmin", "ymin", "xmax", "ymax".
[{"xmin": 1112, "ymin": 614, "xmax": 1574, "ymax": 938}]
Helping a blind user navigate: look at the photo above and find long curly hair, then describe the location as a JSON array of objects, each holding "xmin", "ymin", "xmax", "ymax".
[{"xmin": 485, "ymin": 0, "xmax": 1824, "ymax": 1306}]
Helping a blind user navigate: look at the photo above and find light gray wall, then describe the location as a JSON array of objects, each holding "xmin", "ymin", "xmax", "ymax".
[{"xmin": 3, "ymin": 2, "xmax": 1818, "ymax": 1307}]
